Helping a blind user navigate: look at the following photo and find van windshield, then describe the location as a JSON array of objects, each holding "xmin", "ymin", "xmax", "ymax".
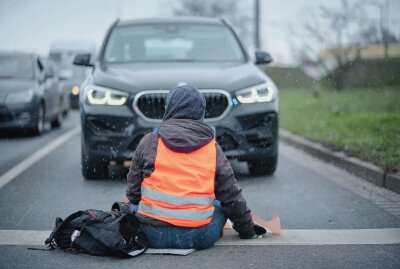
[
  {"xmin": 103, "ymin": 24, "xmax": 245, "ymax": 63},
  {"xmin": 0, "ymin": 55, "xmax": 33, "ymax": 79}
]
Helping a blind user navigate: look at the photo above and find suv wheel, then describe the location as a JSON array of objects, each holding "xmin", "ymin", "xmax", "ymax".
[
  {"xmin": 248, "ymin": 155, "xmax": 277, "ymax": 176},
  {"xmin": 31, "ymin": 104, "xmax": 45, "ymax": 136},
  {"xmin": 81, "ymin": 148, "xmax": 108, "ymax": 179},
  {"xmin": 51, "ymin": 108, "xmax": 62, "ymax": 128}
]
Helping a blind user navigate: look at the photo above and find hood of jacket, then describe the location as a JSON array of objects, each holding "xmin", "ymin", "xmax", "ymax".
[{"xmin": 158, "ymin": 119, "xmax": 214, "ymax": 153}]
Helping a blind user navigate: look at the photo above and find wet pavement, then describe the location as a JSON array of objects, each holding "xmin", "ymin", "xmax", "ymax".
[{"xmin": 0, "ymin": 111, "xmax": 399, "ymax": 269}]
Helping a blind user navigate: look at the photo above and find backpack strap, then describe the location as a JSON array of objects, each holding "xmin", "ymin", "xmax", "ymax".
[{"xmin": 45, "ymin": 211, "xmax": 85, "ymax": 246}]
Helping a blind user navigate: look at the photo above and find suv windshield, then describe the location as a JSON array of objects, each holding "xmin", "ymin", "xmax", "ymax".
[
  {"xmin": 104, "ymin": 23, "xmax": 245, "ymax": 63},
  {"xmin": 0, "ymin": 55, "xmax": 33, "ymax": 79}
]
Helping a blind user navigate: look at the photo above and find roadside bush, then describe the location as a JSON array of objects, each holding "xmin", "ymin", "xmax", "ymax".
[{"xmin": 322, "ymin": 57, "xmax": 400, "ymax": 89}]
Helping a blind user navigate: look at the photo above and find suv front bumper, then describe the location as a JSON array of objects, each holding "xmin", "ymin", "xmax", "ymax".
[
  {"xmin": 0, "ymin": 101, "xmax": 40, "ymax": 130},
  {"xmin": 81, "ymin": 100, "xmax": 278, "ymax": 163}
]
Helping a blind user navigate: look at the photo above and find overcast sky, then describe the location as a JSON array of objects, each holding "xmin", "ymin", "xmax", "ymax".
[{"xmin": 0, "ymin": 0, "xmax": 397, "ymax": 65}]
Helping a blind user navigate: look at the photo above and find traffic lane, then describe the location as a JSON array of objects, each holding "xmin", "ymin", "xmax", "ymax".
[
  {"xmin": 0, "ymin": 245, "xmax": 399, "ymax": 269},
  {"xmin": 238, "ymin": 157, "xmax": 400, "ymax": 229},
  {"xmin": 0, "ymin": 131, "xmax": 399, "ymax": 230},
  {"xmin": 0, "ymin": 111, "xmax": 80, "ymax": 175},
  {"xmin": 0, "ymin": 134, "xmax": 126, "ymax": 230}
]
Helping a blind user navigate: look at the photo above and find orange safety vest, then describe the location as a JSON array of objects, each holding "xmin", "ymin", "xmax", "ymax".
[{"xmin": 137, "ymin": 138, "xmax": 216, "ymax": 228}]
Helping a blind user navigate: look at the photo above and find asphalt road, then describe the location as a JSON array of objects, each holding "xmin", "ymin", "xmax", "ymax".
[{"xmin": 0, "ymin": 111, "xmax": 399, "ymax": 269}]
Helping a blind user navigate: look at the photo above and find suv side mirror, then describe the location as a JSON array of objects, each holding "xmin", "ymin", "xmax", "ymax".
[
  {"xmin": 73, "ymin": 53, "xmax": 93, "ymax": 67},
  {"xmin": 255, "ymin": 50, "xmax": 273, "ymax": 65}
]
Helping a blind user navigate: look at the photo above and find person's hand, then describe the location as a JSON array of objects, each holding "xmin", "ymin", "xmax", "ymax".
[
  {"xmin": 239, "ymin": 230, "xmax": 257, "ymax": 239},
  {"xmin": 111, "ymin": 201, "xmax": 130, "ymax": 213},
  {"xmin": 239, "ymin": 224, "xmax": 267, "ymax": 239},
  {"xmin": 129, "ymin": 203, "xmax": 138, "ymax": 213},
  {"xmin": 254, "ymin": 223, "xmax": 267, "ymax": 236}
]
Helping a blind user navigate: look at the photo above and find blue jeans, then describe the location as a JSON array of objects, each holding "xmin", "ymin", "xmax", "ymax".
[{"xmin": 131, "ymin": 201, "xmax": 227, "ymax": 249}]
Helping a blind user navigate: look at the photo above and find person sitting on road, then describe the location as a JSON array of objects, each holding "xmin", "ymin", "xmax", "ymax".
[{"xmin": 125, "ymin": 84, "xmax": 261, "ymax": 249}]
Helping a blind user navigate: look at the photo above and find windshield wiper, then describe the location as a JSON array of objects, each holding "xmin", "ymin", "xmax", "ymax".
[
  {"xmin": 144, "ymin": 59, "xmax": 197, "ymax": 63},
  {"xmin": 105, "ymin": 59, "xmax": 198, "ymax": 64}
]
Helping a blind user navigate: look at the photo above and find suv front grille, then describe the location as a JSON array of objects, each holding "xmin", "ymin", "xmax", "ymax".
[
  {"xmin": 136, "ymin": 92, "xmax": 166, "ymax": 120},
  {"xmin": 133, "ymin": 90, "xmax": 231, "ymax": 122}
]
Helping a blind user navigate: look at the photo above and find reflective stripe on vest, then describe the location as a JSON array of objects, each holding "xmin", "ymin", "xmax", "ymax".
[
  {"xmin": 138, "ymin": 203, "xmax": 214, "ymax": 220},
  {"xmin": 138, "ymin": 138, "xmax": 216, "ymax": 228},
  {"xmin": 142, "ymin": 187, "xmax": 215, "ymax": 206}
]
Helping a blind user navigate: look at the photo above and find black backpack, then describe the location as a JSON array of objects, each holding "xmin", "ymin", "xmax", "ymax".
[{"xmin": 45, "ymin": 204, "xmax": 147, "ymax": 257}]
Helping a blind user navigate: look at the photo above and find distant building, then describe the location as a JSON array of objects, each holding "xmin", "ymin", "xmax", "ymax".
[
  {"xmin": 302, "ymin": 43, "xmax": 400, "ymax": 80},
  {"xmin": 319, "ymin": 43, "xmax": 400, "ymax": 61}
]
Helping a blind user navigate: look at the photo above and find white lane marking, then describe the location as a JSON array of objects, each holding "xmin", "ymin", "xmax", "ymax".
[
  {"xmin": 0, "ymin": 126, "xmax": 80, "ymax": 189},
  {"xmin": 217, "ymin": 229, "xmax": 400, "ymax": 246},
  {"xmin": 1, "ymin": 229, "xmax": 399, "ymax": 246},
  {"xmin": 0, "ymin": 230, "xmax": 50, "ymax": 246}
]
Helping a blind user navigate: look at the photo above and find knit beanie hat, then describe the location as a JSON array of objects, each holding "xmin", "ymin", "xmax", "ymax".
[{"xmin": 163, "ymin": 85, "xmax": 206, "ymax": 121}]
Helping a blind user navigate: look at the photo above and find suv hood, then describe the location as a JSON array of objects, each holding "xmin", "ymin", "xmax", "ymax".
[{"xmin": 92, "ymin": 62, "xmax": 266, "ymax": 93}]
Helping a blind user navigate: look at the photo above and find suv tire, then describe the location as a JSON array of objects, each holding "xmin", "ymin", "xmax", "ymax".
[
  {"xmin": 31, "ymin": 104, "xmax": 45, "ymax": 136},
  {"xmin": 248, "ymin": 155, "xmax": 277, "ymax": 176},
  {"xmin": 51, "ymin": 107, "xmax": 63, "ymax": 128},
  {"xmin": 81, "ymin": 148, "xmax": 108, "ymax": 179}
]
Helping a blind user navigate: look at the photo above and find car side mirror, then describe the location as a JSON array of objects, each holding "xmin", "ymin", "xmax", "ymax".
[
  {"xmin": 255, "ymin": 50, "xmax": 273, "ymax": 65},
  {"xmin": 73, "ymin": 53, "xmax": 94, "ymax": 67}
]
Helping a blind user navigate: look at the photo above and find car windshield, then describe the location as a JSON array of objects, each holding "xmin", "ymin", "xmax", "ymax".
[
  {"xmin": 59, "ymin": 65, "xmax": 88, "ymax": 80},
  {"xmin": 103, "ymin": 23, "xmax": 246, "ymax": 63},
  {"xmin": 0, "ymin": 55, "xmax": 34, "ymax": 79}
]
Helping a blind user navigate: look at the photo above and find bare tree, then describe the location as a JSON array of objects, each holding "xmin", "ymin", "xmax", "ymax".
[
  {"xmin": 293, "ymin": 0, "xmax": 367, "ymax": 89},
  {"xmin": 364, "ymin": 0, "xmax": 398, "ymax": 58},
  {"xmin": 171, "ymin": 0, "xmax": 253, "ymax": 46}
]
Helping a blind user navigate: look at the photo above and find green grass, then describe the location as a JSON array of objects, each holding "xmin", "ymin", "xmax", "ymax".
[{"xmin": 279, "ymin": 87, "xmax": 400, "ymax": 173}]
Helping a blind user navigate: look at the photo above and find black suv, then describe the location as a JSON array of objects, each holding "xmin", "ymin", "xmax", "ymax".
[{"xmin": 74, "ymin": 17, "xmax": 279, "ymax": 179}]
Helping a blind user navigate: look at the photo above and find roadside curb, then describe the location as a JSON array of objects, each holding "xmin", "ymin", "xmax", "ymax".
[{"xmin": 279, "ymin": 129, "xmax": 400, "ymax": 194}]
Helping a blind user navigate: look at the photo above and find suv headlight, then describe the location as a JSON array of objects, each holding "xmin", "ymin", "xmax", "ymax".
[
  {"xmin": 6, "ymin": 89, "xmax": 34, "ymax": 104},
  {"xmin": 235, "ymin": 82, "xmax": 275, "ymax": 104},
  {"xmin": 84, "ymin": 85, "xmax": 128, "ymax": 106}
]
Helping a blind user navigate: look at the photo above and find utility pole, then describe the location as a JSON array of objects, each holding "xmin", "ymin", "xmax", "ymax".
[
  {"xmin": 254, "ymin": 0, "xmax": 260, "ymax": 49},
  {"xmin": 116, "ymin": 0, "xmax": 124, "ymax": 19}
]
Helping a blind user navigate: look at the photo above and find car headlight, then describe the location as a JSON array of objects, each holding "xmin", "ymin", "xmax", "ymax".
[
  {"xmin": 84, "ymin": 85, "xmax": 128, "ymax": 106},
  {"xmin": 235, "ymin": 82, "xmax": 275, "ymax": 104},
  {"xmin": 5, "ymin": 89, "xmax": 34, "ymax": 104}
]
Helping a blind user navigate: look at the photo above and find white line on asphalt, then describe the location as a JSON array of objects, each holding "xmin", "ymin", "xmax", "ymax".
[
  {"xmin": 218, "ymin": 229, "xmax": 400, "ymax": 246},
  {"xmin": 1, "ymin": 228, "xmax": 399, "ymax": 246},
  {"xmin": 0, "ymin": 126, "xmax": 80, "ymax": 189}
]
